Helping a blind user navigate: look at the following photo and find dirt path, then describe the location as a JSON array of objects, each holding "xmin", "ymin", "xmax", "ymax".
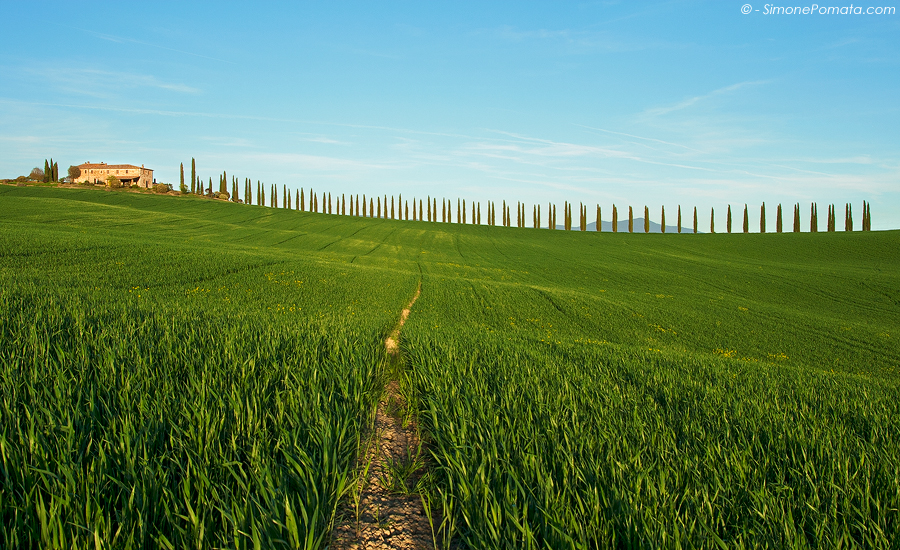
[{"xmin": 331, "ymin": 284, "xmax": 438, "ymax": 550}]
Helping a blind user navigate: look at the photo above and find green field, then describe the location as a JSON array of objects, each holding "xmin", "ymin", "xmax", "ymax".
[{"xmin": 1, "ymin": 185, "xmax": 898, "ymax": 548}]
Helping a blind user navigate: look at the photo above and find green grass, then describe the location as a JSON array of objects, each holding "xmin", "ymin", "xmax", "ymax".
[{"xmin": 1, "ymin": 185, "xmax": 898, "ymax": 548}]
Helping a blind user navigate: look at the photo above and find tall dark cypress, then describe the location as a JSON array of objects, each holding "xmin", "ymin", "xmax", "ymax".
[
  {"xmin": 644, "ymin": 206, "xmax": 649, "ymax": 233},
  {"xmin": 727, "ymin": 205, "xmax": 732, "ymax": 233},
  {"xmin": 677, "ymin": 206, "xmax": 682, "ymax": 233},
  {"xmin": 628, "ymin": 206, "xmax": 633, "ymax": 233},
  {"xmin": 776, "ymin": 204, "xmax": 783, "ymax": 233},
  {"xmin": 191, "ymin": 158, "xmax": 196, "ymax": 194},
  {"xmin": 793, "ymin": 203, "xmax": 800, "ymax": 232},
  {"xmin": 810, "ymin": 203, "xmax": 817, "ymax": 232},
  {"xmin": 693, "ymin": 207, "xmax": 698, "ymax": 234},
  {"xmin": 743, "ymin": 205, "xmax": 749, "ymax": 233},
  {"xmin": 44, "ymin": 159, "xmax": 50, "ymax": 182},
  {"xmin": 613, "ymin": 205, "xmax": 618, "ymax": 233},
  {"xmin": 660, "ymin": 206, "xmax": 665, "ymax": 234},
  {"xmin": 847, "ymin": 203, "xmax": 853, "ymax": 231},
  {"xmin": 180, "ymin": 163, "xmax": 184, "ymax": 191},
  {"xmin": 760, "ymin": 202, "xmax": 766, "ymax": 233},
  {"xmin": 710, "ymin": 208, "xmax": 715, "ymax": 233}
]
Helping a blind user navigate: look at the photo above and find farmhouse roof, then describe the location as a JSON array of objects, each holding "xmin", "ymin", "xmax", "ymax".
[{"xmin": 78, "ymin": 162, "xmax": 151, "ymax": 170}]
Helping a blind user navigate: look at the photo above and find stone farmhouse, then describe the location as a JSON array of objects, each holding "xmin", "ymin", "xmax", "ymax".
[{"xmin": 75, "ymin": 162, "xmax": 154, "ymax": 188}]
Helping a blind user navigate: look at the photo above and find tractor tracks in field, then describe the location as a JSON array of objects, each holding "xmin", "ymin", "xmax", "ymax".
[{"xmin": 332, "ymin": 282, "xmax": 442, "ymax": 550}]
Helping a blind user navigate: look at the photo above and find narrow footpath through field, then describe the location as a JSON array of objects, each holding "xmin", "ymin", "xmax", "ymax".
[{"xmin": 331, "ymin": 283, "xmax": 439, "ymax": 550}]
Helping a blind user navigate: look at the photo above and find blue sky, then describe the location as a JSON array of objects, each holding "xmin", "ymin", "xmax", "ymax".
[{"xmin": 2, "ymin": 1, "xmax": 898, "ymax": 229}]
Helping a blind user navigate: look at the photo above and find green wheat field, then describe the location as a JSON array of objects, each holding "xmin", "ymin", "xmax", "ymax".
[{"xmin": 1, "ymin": 185, "xmax": 898, "ymax": 549}]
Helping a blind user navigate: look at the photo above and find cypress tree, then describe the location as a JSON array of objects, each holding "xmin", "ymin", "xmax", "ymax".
[
  {"xmin": 462, "ymin": 199, "xmax": 466, "ymax": 224},
  {"xmin": 597, "ymin": 205, "xmax": 602, "ymax": 232},
  {"xmin": 743, "ymin": 205, "xmax": 749, "ymax": 233},
  {"xmin": 793, "ymin": 203, "xmax": 800, "ymax": 232},
  {"xmin": 392, "ymin": 196, "xmax": 395, "ymax": 219},
  {"xmin": 257, "ymin": 181, "xmax": 261, "ymax": 204},
  {"xmin": 710, "ymin": 207, "xmax": 715, "ymax": 233},
  {"xmin": 180, "ymin": 163, "xmax": 185, "ymax": 191},
  {"xmin": 405, "ymin": 201, "xmax": 409, "ymax": 220},
  {"xmin": 776, "ymin": 204, "xmax": 783, "ymax": 233},
  {"xmin": 377, "ymin": 196, "xmax": 381, "ymax": 218},
  {"xmin": 208, "ymin": 177, "xmax": 212, "ymax": 195},
  {"xmin": 365, "ymin": 195, "xmax": 369, "ymax": 217},
  {"xmin": 471, "ymin": 201, "xmax": 475, "ymax": 225},
  {"xmin": 274, "ymin": 184, "xmax": 278, "ymax": 208},
  {"xmin": 847, "ymin": 203, "xmax": 853, "ymax": 231},
  {"xmin": 552, "ymin": 205, "xmax": 556, "ymax": 229},
  {"xmin": 370, "ymin": 198, "xmax": 374, "ymax": 217},
  {"xmin": 221, "ymin": 171, "xmax": 227, "ymax": 194},
  {"xmin": 693, "ymin": 207, "xmax": 698, "ymax": 234},
  {"xmin": 44, "ymin": 159, "xmax": 50, "ymax": 182},
  {"xmin": 727, "ymin": 205, "xmax": 732, "ymax": 233},
  {"xmin": 433, "ymin": 198, "xmax": 437, "ymax": 223},
  {"xmin": 191, "ymin": 158, "xmax": 196, "ymax": 194},
  {"xmin": 660, "ymin": 206, "xmax": 665, "ymax": 233},
  {"xmin": 613, "ymin": 205, "xmax": 618, "ymax": 233},
  {"xmin": 427, "ymin": 196, "xmax": 431, "ymax": 222},
  {"xmin": 442, "ymin": 200, "xmax": 445, "ymax": 222},
  {"xmin": 476, "ymin": 201, "xmax": 479, "ymax": 224},
  {"xmin": 810, "ymin": 203, "xmax": 817, "ymax": 232},
  {"xmin": 457, "ymin": 199, "xmax": 461, "ymax": 223},
  {"xmin": 760, "ymin": 202, "xmax": 766, "ymax": 233},
  {"xmin": 502, "ymin": 201, "xmax": 506, "ymax": 226},
  {"xmin": 233, "ymin": 179, "xmax": 238, "ymax": 202},
  {"xmin": 48, "ymin": 158, "xmax": 54, "ymax": 181},
  {"xmin": 644, "ymin": 206, "xmax": 649, "ymax": 233},
  {"xmin": 628, "ymin": 206, "xmax": 633, "ymax": 233},
  {"xmin": 329, "ymin": 193, "xmax": 332, "ymax": 214},
  {"xmin": 677, "ymin": 206, "xmax": 682, "ymax": 234}
]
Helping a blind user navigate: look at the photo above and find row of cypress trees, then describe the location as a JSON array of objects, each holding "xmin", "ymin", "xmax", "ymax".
[{"xmin": 176, "ymin": 163, "xmax": 876, "ymax": 232}]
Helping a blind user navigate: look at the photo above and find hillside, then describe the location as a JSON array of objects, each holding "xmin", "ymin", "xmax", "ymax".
[{"xmin": 1, "ymin": 185, "xmax": 898, "ymax": 548}]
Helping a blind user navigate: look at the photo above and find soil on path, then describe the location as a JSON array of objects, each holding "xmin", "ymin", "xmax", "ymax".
[{"xmin": 330, "ymin": 285, "xmax": 438, "ymax": 550}]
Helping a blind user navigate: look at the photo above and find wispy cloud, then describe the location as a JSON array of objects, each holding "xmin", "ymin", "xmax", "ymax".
[
  {"xmin": 643, "ymin": 80, "xmax": 769, "ymax": 117},
  {"xmin": 76, "ymin": 28, "xmax": 234, "ymax": 64},
  {"xmin": 26, "ymin": 67, "xmax": 200, "ymax": 97}
]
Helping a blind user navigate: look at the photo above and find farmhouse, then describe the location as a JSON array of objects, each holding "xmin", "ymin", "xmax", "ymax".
[{"xmin": 75, "ymin": 162, "xmax": 154, "ymax": 188}]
